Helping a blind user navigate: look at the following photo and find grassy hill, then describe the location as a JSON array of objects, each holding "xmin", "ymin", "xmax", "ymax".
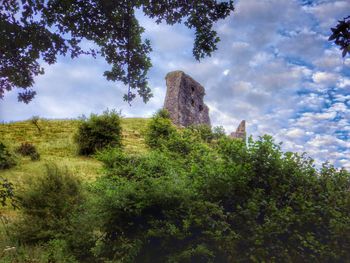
[
  {"xmin": 1, "ymin": 116, "xmax": 350, "ymax": 262},
  {"xmin": 0, "ymin": 118, "xmax": 150, "ymax": 184},
  {"xmin": 0, "ymin": 118, "xmax": 148, "ymax": 260}
]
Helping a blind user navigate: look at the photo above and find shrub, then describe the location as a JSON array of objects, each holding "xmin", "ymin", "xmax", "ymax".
[
  {"xmin": 0, "ymin": 177, "xmax": 16, "ymax": 209},
  {"xmin": 16, "ymin": 142, "xmax": 40, "ymax": 161},
  {"xmin": 92, "ymin": 135, "xmax": 350, "ymax": 262},
  {"xmin": 11, "ymin": 164, "xmax": 96, "ymax": 261},
  {"xmin": 188, "ymin": 124, "xmax": 214, "ymax": 142},
  {"xmin": 74, "ymin": 109, "xmax": 122, "ymax": 155},
  {"xmin": 93, "ymin": 152, "xmax": 236, "ymax": 262},
  {"xmin": 0, "ymin": 142, "xmax": 16, "ymax": 169},
  {"xmin": 13, "ymin": 164, "xmax": 85, "ymax": 244},
  {"xmin": 162, "ymin": 129, "xmax": 197, "ymax": 156},
  {"xmin": 145, "ymin": 109, "xmax": 176, "ymax": 149},
  {"xmin": 212, "ymin": 125, "xmax": 226, "ymax": 140}
]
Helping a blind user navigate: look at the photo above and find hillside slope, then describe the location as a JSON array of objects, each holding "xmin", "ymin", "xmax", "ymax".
[{"xmin": 0, "ymin": 118, "xmax": 150, "ymax": 183}]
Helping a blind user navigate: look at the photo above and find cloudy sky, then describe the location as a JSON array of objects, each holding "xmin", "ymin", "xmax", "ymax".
[{"xmin": 1, "ymin": 0, "xmax": 349, "ymax": 169}]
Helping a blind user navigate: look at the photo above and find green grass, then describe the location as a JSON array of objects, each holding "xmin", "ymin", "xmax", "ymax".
[
  {"xmin": 0, "ymin": 116, "xmax": 182, "ymax": 261},
  {"xmin": 0, "ymin": 118, "xmax": 150, "ymax": 184},
  {"xmin": 0, "ymin": 117, "xmax": 150, "ymax": 260}
]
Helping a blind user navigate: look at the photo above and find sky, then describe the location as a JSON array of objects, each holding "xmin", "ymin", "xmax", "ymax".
[{"xmin": 1, "ymin": 0, "xmax": 350, "ymax": 169}]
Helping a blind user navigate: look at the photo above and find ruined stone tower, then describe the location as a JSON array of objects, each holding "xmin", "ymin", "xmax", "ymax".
[
  {"xmin": 164, "ymin": 71, "xmax": 211, "ymax": 127},
  {"xmin": 230, "ymin": 120, "xmax": 246, "ymax": 140}
]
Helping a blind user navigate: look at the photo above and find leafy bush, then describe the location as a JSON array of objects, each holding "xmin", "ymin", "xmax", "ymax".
[
  {"xmin": 0, "ymin": 177, "xmax": 16, "ymax": 209},
  {"xmin": 16, "ymin": 142, "xmax": 40, "ymax": 161},
  {"xmin": 74, "ymin": 109, "xmax": 122, "ymax": 155},
  {"xmin": 145, "ymin": 111, "xmax": 226, "ymax": 152},
  {"xmin": 93, "ymin": 150, "xmax": 236, "ymax": 262},
  {"xmin": 162, "ymin": 129, "xmax": 197, "ymax": 156},
  {"xmin": 212, "ymin": 125, "xmax": 226, "ymax": 140},
  {"xmin": 13, "ymin": 164, "xmax": 85, "ymax": 243},
  {"xmin": 0, "ymin": 142, "xmax": 16, "ymax": 169},
  {"xmin": 92, "ymin": 135, "xmax": 350, "ymax": 262},
  {"xmin": 10, "ymin": 164, "xmax": 96, "ymax": 261},
  {"xmin": 145, "ymin": 109, "xmax": 176, "ymax": 149},
  {"xmin": 188, "ymin": 124, "xmax": 214, "ymax": 142}
]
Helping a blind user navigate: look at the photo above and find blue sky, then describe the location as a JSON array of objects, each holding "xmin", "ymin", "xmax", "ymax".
[{"xmin": 1, "ymin": 0, "xmax": 349, "ymax": 169}]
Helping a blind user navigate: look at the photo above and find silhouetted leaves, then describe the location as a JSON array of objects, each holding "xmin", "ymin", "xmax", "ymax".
[
  {"xmin": 329, "ymin": 16, "xmax": 350, "ymax": 57},
  {"xmin": 0, "ymin": 1, "xmax": 234, "ymax": 103}
]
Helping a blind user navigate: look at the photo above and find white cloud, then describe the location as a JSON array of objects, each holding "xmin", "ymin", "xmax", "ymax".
[
  {"xmin": 285, "ymin": 128, "xmax": 306, "ymax": 139},
  {"xmin": 223, "ymin": 69, "xmax": 230, "ymax": 76},
  {"xmin": 312, "ymin": 71, "xmax": 338, "ymax": 85},
  {"xmin": 306, "ymin": 1, "xmax": 350, "ymax": 31}
]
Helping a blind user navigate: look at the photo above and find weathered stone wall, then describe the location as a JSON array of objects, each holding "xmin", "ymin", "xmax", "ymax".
[
  {"xmin": 230, "ymin": 120, "xmax": 246, "ymax": 140},
  {"xmin": 164, "ymin": 71, "xmax": 211, "ymax": 127}
]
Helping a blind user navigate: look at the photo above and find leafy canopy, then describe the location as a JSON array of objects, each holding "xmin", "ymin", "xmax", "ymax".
[
  {"xmin": 329, "ymin": 15, "xmax": 350, "ymax": 57},
  {"xmin": 0, "ymin": 0, "xmax": 234, "ymax": 103}
]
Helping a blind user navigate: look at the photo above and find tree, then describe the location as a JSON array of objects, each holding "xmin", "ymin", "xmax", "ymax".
[
  {"xmin": 329, "ymin": 15, "xmax": 350, "ymax": 57},
  {"xmin": 0, "ymin": 1, "xmax": 234, "ymax": 103}
]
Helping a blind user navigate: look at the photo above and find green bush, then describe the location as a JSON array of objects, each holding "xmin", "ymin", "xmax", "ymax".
[
  {"xmin": 74, "ymin": 109, "xmax": 122, "ymax": 155},
  {"xmin": 0, "ymin": 142, "xmax": 16, "ymax": 169},
  {"xmin": 188, "ymin": 124, "xmax": 214, "ymax": 142},
  {"xmin": 13, "ymin": 164, "xmax": 84, "ymax": 243},
  {"xmin": 92, "ymin": 135, "xmax": 350, "ymax": 262},
  {"xmin": 212, "ymin": 125, "xmax": 226, "ymax": 140},
  {"xmin": 16, "ymin": 142, "xmax": 40, "ymax": 161},
  {"xmin": 93, "ymin": 151, "xmax": 236, "ymax": 262},
  {"xmin": 145, "ymin": 109, "xmax": 176, "ymax": 149},
  {"xmin": 162, "ymin": 129, "xmax": 197, "ymax": 156},
  {"xmin": 11, "ymin": 164, "xmax": 96, "ymax": 261},
  {"xmin": 0, "ymin": 177, "xmax": 16, "ymax": 209}
]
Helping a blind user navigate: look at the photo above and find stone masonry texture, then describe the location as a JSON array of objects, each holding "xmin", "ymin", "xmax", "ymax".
[{"xmin": 163, "ymin": 71, "xmax": 211, "ymax": 127}]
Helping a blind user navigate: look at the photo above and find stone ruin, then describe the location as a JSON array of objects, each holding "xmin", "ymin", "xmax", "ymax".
[
  {"xmin": 164, "ymin": 71, "xmax": 211, "ymax": 127},
  {"xmin": 163, "ymin": 70, "xmax": 246, "ymax": 140},
  {"xmin": 230, "ymin": 120, "xmax": 246, "ymax": 140}
]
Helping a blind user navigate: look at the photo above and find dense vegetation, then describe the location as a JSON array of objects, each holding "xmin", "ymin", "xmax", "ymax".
[
  {"xmin": 74, "ymin": 109, "xmax": 122, "ymax": 155},
  {"xmin": 15, "ymin": 142, "xmax": 40, "ymax": 161},
  {"xmin": 0, "ymin": 112, "xmax": 349, "ymax": 262},
  {"xmin": 0, "ymin": 142, "xmax": 16, "ymax": 170}
]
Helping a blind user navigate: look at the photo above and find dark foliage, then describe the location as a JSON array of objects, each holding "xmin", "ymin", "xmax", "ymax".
[
  {"xmin": 16, "ymin": 142, "xmax": 40, "ymax": 161},
  {"xmin": 13, "ymin": 164, "xmax": 84, "ymax": 243},
  {"xmin": 74, "ymin": 109, "xmax": 122, "ymax": 156},
  {"xmin": 0, "ymin": 1, "xmax": 234, "ymax": 103},
  {"xmin": 0, "ymin": 177, "xmax": 16, "ymax": 209},
  {"xmin": 0, "ymin": 141, "xmax": 16, "ymax": 169},
  {"xmin": 5, "ymin": 121, "xmax": 350, "ymax": 262},
  {"xmin": 329, "ymin": 15, "xmax": 350, "ymax": 57},
  {"xmin": 212, "ymin": 125, "xmax": 226, "ymax": 140},
  {"xmin": 188, "ymin": 124, "xmax": 214, "ymax": 142},
  {"xmin": 145, "ymin": 109, "xmax": 176, "ymax": 149},
  {"xmin": 11, "ymin": 164, "xmax": 96, "ymax": 262},
  {"xmin": 92, "ymin": 134, "xmax": 350, "ymax": 262}
]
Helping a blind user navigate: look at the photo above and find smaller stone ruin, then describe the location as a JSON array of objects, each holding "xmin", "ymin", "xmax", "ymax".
[
  {"xmin": 230, "ymin": 120, "xmax": 246, "ymax": 140},
  {"xmin": 163, "ymin": 71, "xmax": 211, "ymax": 127}
]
